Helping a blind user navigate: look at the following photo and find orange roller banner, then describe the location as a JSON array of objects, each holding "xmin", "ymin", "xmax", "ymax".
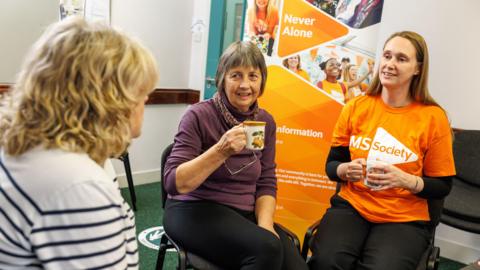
[{"xmin": 243, "ymin": 0, "xmax": 384, "ymax": 243}]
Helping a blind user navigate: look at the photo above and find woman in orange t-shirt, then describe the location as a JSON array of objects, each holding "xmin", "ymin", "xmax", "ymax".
[
  {"xmin": 282, "ymin": 54, "xmax": 311, "ymax": 81},
  {"xmin": 309, "ymin": 32, "xmax": 455, "ymax": 270},
  {"xmin": 247, "ymin": 0, "xmax": 279, "ymax": 41}
]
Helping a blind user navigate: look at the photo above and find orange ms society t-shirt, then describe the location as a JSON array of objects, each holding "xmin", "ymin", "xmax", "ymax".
[{"xmin": 332, "ymin": 95, "xmax": 456, "ymax": 223}]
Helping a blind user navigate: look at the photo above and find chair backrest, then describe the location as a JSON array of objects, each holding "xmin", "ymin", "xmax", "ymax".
[
  {"xmin": 160, "ymin": 143, "xmax": 174, "ymax": 209},
  {"xmin": 441, "ymin": 129, "xmax": 480, "ymax": 234},
  {"xmin": 453, "ymin": 129, "xmax": 480, "ymax": 187}
]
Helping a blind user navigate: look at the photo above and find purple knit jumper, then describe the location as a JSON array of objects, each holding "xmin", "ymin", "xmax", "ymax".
[{"xmin": 164, "ymin": 93, "xmax": 277, "ymax": 211}]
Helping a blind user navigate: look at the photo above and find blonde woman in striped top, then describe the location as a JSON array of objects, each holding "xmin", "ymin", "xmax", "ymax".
[{"xmin": 0, "ymin": 16, "xmax": 158, "ymax": 269}]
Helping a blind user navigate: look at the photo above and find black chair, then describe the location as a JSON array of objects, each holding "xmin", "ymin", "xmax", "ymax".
[
  {"xmin": 301, "ymin": 183, "xmax": 442, "ymax": 270},
  {"xmin": 417, "ymin": 199, "xmax": 442, "ymax": 270},
  {"xmin": 156, "ymin": 143, "xmax": 301, "ymax": 270},
  {"xmin": 118, "ymin": 152, "xmax": 137, "ymax": 211},
  {"xmin": 441, "ymin": 129, "xmax": 480, "ymax": 234}
]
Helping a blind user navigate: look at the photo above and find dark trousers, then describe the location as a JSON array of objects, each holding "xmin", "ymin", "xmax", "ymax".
[
  {"xmin": 164, "ymin": 199, "xmax": 308, "ymax": 270},
  {"xmin": 308, "ymin": 194, "xmax": 431, "ymax": 270}
]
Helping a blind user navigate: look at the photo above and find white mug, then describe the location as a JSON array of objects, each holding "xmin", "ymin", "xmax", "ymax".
[{"xmin": 243, "ymin": 121, "xmax": 266, "ymax": 151}]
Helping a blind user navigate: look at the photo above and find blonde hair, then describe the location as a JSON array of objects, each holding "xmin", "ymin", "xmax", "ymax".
[
  {"xmin": 0, "ymin": 17, "xmax": 158, "ymax": 164},
  {"xmin": 254, "ymin": 0, "xmax": 277, "ymax": 25},
  {"xmin": 342, "ymin": 64, "xmax": 354, "ymax": 83},
  {"xmin": 366, "ymin": 31, "xmax": 439, "ymax": 106},
  {"xmin": 247, "ymin": 0, "xmax": 278, "ymax": 36}
]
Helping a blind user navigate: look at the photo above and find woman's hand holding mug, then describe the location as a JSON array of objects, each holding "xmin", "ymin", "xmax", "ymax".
[
  {"xmin": 338, "ymin": 158, "xmax": 366, "ymax": 182},
  {"xmin": 216, "ymin": 124, "xmax": 247, "ymax": 157}
]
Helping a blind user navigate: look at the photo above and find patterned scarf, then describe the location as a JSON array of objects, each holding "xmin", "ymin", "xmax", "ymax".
[{"xmin": 213, "ymin": 91, "xmax": 259, "ymax": 128}]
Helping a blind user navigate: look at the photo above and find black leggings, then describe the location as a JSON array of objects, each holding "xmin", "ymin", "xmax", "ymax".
[
  {"xmin": 163, "ymin": 199, "xmax": 308, "ymax": 270},
  {"xmin": 308, "ymin": 194, "xmax": 431, "ymax": 270}
]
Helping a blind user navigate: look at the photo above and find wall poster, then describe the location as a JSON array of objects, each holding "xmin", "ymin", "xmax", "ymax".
[
  {"xmin": 59, "ymin": 0, "xmax": 110, "ymax": 23},
  {"xmin": 244, "ymin": 0, "xmax": 384, "ymax": 242}
]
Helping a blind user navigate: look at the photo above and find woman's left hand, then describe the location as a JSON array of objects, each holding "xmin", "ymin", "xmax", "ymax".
[{"xmin": 366, "ymin": 162, "xmax": 416, "ymax": 191}]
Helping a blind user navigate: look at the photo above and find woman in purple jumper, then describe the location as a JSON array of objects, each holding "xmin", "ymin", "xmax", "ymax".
[{"xmin": 163, "ymin": 41, "xmax": 307, "ymax": 270}]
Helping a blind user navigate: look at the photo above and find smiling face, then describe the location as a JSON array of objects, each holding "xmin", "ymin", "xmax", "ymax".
[
  {"xmin": 349, "ymin": 66, "xmax": 358, "ymax": 80},
  {"xmin": 287, "ymin": 55, "xmax": 300, "ymax": 70},
  {"xmin": 256, "ymin": 0, "xmax": 268, "ymax": 9},
  {"xmin": 379, "ymin": 36, "xmax": 420, "ymax": 91},
  {"xmin": 325, "ymin": 59, "xmax": 340, "ymax": 78},
  {"xmin": 224, "ymin": 66, "xmax": 262, "ymax": 112}
]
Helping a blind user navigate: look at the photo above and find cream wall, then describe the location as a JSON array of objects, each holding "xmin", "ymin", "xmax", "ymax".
[
  {"xmin": 0, "ymin": 0, "xmax": 58, "ymax": 82},
  {"xmin": 108, "ymin": 0, "xmax": 210, "ymax": 183},
  {"xmin": 378, "ymin": 0, "xmax": 480, "ymax": 263},
  {"xmin": 111, "ymin": 0, "xmax": 192, "ymax": 89},
  {"xmin": 188, "ymin": 1, "xmax": 211, "ymax": 96}
]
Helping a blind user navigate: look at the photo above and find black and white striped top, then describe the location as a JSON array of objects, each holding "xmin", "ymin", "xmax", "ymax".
[{"xmin": 0, "ymin": 148, "xmax": 138, "ymax": 269}]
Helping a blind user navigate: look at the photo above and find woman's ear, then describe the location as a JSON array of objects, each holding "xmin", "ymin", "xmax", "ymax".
[{"xmin": 414, "ymin": 63, "xmax": 421, "ymax": 75}]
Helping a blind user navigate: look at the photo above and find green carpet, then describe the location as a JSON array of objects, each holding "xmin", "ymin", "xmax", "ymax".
[
  {"xmin": 121, "ymin": 182, "xmax": 177, "ymax": 270},
  {"xmin": 122, "ymin": 182, "xmax": 467, "ymax": 270}
]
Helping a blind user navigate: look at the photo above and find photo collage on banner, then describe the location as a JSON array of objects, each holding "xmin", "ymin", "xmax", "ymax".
[{"xmin": 243, "ymin": 0, "xmax": 384, "ymax": 241}]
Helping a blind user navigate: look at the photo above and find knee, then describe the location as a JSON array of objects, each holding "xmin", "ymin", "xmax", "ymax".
[
  {"xmin": 257, "ymin": 235, "xmax": 283, "ymax": 258},
  {"xmin": 244, "ymin": 234, "xmax": 283, "ymax": 268}
]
